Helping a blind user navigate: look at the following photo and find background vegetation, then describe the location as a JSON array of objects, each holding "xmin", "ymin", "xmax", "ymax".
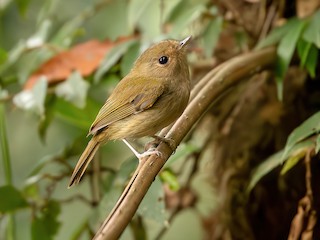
[{"xmin": 0, "ymin": 0, "xmax": 319, "ymax": 239}]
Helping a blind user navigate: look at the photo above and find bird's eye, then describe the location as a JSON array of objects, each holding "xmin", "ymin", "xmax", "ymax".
[{"xmin": 158, "ymin": 56, "xmax": 169, "ymax": 65}]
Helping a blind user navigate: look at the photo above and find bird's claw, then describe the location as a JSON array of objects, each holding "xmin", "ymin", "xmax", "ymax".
[
  {"xmin": 138, "ymin": 148, "xmax": 162, "ymax": 161},
  {"xmin": 148, "ymin": 135, "xmax": 176, "ymax": 151}
]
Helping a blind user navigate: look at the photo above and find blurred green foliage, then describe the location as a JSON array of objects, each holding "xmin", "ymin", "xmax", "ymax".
[
  {"xmin": 257, "ymin": 11, "xmax": 320, "ymax": 100},
  {"xmin": 249, "ymin": 10, "xmax": 320, "ymax": 193}
]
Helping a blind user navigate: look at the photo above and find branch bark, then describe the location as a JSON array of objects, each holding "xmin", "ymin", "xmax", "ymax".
[{"xmin": 93, "ymin": 47, "xmax": 277, "ymax": 240}]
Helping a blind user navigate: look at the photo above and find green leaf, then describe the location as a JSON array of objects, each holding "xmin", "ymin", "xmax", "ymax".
[
  {"xmin": 51, "ymin": 6, "xmax": 93, "ymax": 47},
  {"xmin": 0, "ymin": 48, "xmax": 8, "ymax": 65},
  {"xmin": 0, "ymin": 185, "xmax": 28, "ymax": 213},
  {"xmin": 134, "ymin": 0, "xmax": 183, "ymax": 38},
  {"xmin": 137, "ymin": 177, "xmax": 166, "ymax": 223},
  {"xmin": 32, "ymin": 200, "xmax": 61, "ymax": 240},
  {"xmin": 316, "ymin": 134, "xmax": 320, "ymax": 154},
  {"xmin": 282, "ymin": 111, "xmax": 320, "ymax": 161},
  {"xmin": 165, "ymin": 143, "xmax": 199, "ymax": 166},
  {"xmin": 52, "ymin": 18, "xmax": 82, "ymax": 47},
  {"xmin": 94, "ymin": 39, "xmax": 137, "ymax": 82},
  {"xmin": 16, "ymin": 48, "xmax": 53, "ymax": 85},
  {"xmin": 255, "ymin": 20, "xmax": 295, "ymax": 49},
  {"xmin": 275, "ymin": 18, "xmax": 307, "ymax": 100},
  {"xmin": 27, "ymin": 154, "xmax": 56, "ymax": 178},
  {"xmin": 202, "ymin": 17, "xmax": 223, "ymax": 58},
  {"xmin": 297, "ymin": 38, "xmax": 312, "ymax": 67},
  {"xmin": 87, "ymin": 0, "xmax": 131, "ymax": 41},
  {"xmin": 159, "ymin": 0, "xmax": 184, "ymax": 22},
  {"xmin": 0, "ymin": 104, "xmax": 12, "ymax": 185},
  {"xmin": 32, "ymin": 217, "xmax": 51, "ymax": 240},
  {"xmin": 120, "ymin": 41, "xmax": 140, "ymax": 77},
  {"xmin": 247, "ymin": 151, "xmax": 283, "ymax": 193},
  {"xmin": 297, "ymin": 39, "xmax": 318, "ymax": 78},
  {"xmin": 90, "ymin": 158, "xmax": 135, "ymax": 228},
  {"xmin": 9, "ymin": 21, "xmax": 54, "ymax": 84},
  {"xmin": 170, "ymin": 3, "xmax": 206, "ymax": 37},
  {"xmin": 55, "ymin": 71, "xmax": 89, "ymax": 108},
  {"xmin": 0, "ymin": 41, "xmax": 26, "ymax": 75},
  {"xmin": 42, "ymin": 200, "xmax": 61, "ymax": 236},
  {"xmin": 160, "ymin": 170, "xmax": 180, "ymax": 191},
  {"xmin": 274, "ymin": 76, "xmax": 283, "ymax": 101},
  {"xmin": 26, "ymin": 19, "xmax": 52, "ymax": 49},
  {"xmin": 277, "ymin": 18, "xmax": 306, "ymax": 74},
  {"xmin": 116, "ymin": 157, "xmax": 138, "ymax": 183},
  {"xmin": 23, "ymin": 183, "xmax": 40, "ymax": 200},
  {"xmin": 128, "ymin": 0, "xmax": 153, "ymax": 30},
  {"xmin": 69, "ymin": 219, "xmax": 89, "ymax": 240},
  {"xmin": 304, "ymin": 43, "xmax": 318, "ymax": 78},
  {"xmin": 13, "ymin": 77, "xmax": 48, "ymax": 116},
  {"xmin": 53, "ymin": 97, "xmax": 100, "ymax": 130},
  {"xmin": 247, "ymin": 139, "xmax": 314, "ymax": 192},
  {"xmin": 38, "ymin": 96, "xmax": 55, "ymax": 141},
  {"xmin": 280, "ymin": 140, "xmax": 313, "ymax": 175},
  {"xmin": 14, "ymin": 0, "xmax": 32, "ymax": 15},
  {"xmin": 90, "ymin": 186, "xmax": 121, "ymax": 230},
  {"xmin": 26, "ymin": 136, "xmax": 88, "ymax": 184},
  {"xmin": 37, "ymin": 0, "xmax": 60, "ymax": 25},
  {"xmin": 303, "ymin": 10, "xmax": 320, "ymax": 48}
]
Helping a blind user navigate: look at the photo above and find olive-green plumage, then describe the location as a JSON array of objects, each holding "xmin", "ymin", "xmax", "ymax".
[{"xmin": 68, "ymin": 37, "xmax": 191, "ymax": 187}]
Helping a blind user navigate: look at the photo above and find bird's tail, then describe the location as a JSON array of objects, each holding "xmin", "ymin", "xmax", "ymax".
[{"xmin": 68, "ymin": 138, "xmax": 100, "ymax": 188}]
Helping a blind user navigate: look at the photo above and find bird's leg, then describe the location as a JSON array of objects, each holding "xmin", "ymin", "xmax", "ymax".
[
  {"xmin": 145, "ymin": 135, "xmax": 176, "ymax": 152},
  {"xmin": 122, "ymin": 139, "xmax": 161, "ymax": 160}
]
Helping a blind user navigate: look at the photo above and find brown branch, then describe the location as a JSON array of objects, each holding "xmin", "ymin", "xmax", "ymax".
[{"xmin": 93, "ymin": 47, "xmax": 277, "ymax": 240}]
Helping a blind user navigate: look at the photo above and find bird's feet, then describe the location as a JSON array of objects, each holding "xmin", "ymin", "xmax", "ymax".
[
  {"xmin": 138, "ymin": 147, "xmax": 162, "ymax": 160},
  {"xmin": 122, "ymin": 139, "xmax": 162, "ymax": 161},
  {"xmin": 145, "ymin": 135, "xmax": 176, "ymax": 152}
]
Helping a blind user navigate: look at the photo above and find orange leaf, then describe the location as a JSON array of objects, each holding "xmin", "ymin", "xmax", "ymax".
[{"xmin": 24, "ymin": 36, "xmax": 134, "ymax": 89}]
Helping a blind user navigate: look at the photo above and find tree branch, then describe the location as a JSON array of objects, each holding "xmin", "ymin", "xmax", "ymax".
[{"xmin": 93, "ymin": 47, "xmax": 277, "ymax": 240}]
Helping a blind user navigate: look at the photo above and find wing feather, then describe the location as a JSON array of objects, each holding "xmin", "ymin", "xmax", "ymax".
[{"xmin": 89, "ymin": 76, "xmax": 165, "ymax": 134}]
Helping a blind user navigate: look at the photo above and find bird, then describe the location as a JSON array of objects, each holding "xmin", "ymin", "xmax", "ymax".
[{"xmin": 68, "ymin": 36, "xmax": 191, "ymax": 187}]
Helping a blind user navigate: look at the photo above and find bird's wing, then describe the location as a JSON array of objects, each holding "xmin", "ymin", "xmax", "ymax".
[{"xmin": 89, "ymin": 76, "xmax": 165, "ymax": 134}]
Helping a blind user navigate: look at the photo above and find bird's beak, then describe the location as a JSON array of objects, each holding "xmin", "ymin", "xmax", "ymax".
[{"xmin": 179, "ymin": 36, "xmax": 192, "ymax": 49}]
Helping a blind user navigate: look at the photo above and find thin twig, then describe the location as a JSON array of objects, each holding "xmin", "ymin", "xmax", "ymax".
[{"xmin": 258, "ymin": 2, "xmax": 278, "ymax": 42}]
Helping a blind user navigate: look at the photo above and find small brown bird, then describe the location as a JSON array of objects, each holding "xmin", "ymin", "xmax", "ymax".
[{"xmin": 68, "ymin": 36, "xmax": 191, "ymax": 187}]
